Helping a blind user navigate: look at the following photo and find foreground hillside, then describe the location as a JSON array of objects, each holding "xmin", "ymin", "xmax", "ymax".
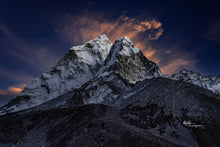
[{"xmin": 0, "ymin": 35, "xmax": 219, "ymax": 146}]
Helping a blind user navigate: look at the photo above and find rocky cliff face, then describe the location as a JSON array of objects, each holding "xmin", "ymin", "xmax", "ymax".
[
  {"xmin": 0, "ymin": 35, "xmax": 162, "ymax": 114},
  {"xmin": 0, "ymin": 35, "xmax": 112, "ymax": 114},
  {"xmin": 171, "ymin": 69, "xmax": 220, "ymax": 94},
  {"xmin": 0, "ymin": 78, "xmax": 219, "ymax": 147},
  {"xmin": 100, "ymin": 37, "xmax": 161, "ymax": 84},
  {"xmin": 0, "ymin": 35, "xmax": 220, "ymax": 147}
]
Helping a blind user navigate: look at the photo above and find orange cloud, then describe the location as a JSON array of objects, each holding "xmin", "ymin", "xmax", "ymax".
[
  {"xmin": 0, "ymin": 84, "xmax": 26, "ymax": 96},
  {"xmin": 151, "ymin": 20, "xmax": 162, "ymax": 29},
  {"xmin": 55, "ymin": 12, "xmax": 196, "ymax": 75},
  {"xmin": 148, "ymin": 28, "xmax": 164, "ymax": 40},
  {"xmin": 55, "ymin": 14, "xmax": 163, "ymax": 43},
  {"xmin": 55, "ymin": 13, "xmax": 164, "ymax": 64},
  {"xmin": 160, "ymin": 58, "xmax": 192, "ymax": 75}
]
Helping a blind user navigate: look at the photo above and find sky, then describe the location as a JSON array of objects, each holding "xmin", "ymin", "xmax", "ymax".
[{"xmin": 0, "ymin": 0, "xmax": 220, "ymax": 105}]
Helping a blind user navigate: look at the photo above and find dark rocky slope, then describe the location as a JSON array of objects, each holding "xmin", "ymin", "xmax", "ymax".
[
  {"xmin": 0, "ymin": 35, "xmax": 219, "ymax": 147},
  {"xmin": 0, "ymin": 78, "xmax": 219, "ymax": 147}
]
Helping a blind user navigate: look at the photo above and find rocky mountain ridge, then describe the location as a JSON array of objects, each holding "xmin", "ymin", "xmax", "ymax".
[
  {"xmin": 0, "ymin": 34, "xmax": 162, "ymax": 114},
  {"xmin": 0, "ymin": 34, "xmax": 219, "ymax": 146},
  {"xmin": 171, "ymin": 69, "xmax": 220, "ymax": 94},
  {"xmin": 0, "ymin": 35, "xmax": 220, "ymax": 115}
]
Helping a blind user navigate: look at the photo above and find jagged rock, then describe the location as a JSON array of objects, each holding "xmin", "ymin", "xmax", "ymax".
[
  {"xmin": 101, "ymin": 37, "xmax": 162, "ymax": 84},
  {"xmin": 0, "ymin": 35, "xmax": 161, "ymax": 114},
  {"xmin": 0, "ymin": 78, "xmax": 219, "ymax": 146},
  {"xmin": 0, "ymin": 34, "xmax": 220, "ymax": 146},
  {"xmin": 171, "ymin": 69, "xmax": 220, "ymax": 94},
  {"xmin": 0, "ymin": 35, "xmax": 112, "ymax": 114}
]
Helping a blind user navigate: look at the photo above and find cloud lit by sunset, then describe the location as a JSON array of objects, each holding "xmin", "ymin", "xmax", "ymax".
[
  {"xmin": 0, "ymin": 84, "xmax": 26, "ymax": 96},
  {"xmin": 55, "ymin": 13, "xmax": 196, "ymax": 75},
  {"xmin": 0, "ymin": 1, "xmax": 220, "ymax": 145},
  {"xmin": 0, "ymin": 1, "xmax": 219, "ymax": 104}
]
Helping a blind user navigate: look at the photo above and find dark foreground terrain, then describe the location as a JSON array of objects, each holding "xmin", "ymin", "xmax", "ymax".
[{"xmin": 0, "ymin": 78, "xmax": 220, "ymax": 147}]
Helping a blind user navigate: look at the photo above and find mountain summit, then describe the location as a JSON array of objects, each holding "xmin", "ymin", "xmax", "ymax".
[
  {"xmin": 0, "ymin": 35, "xmax": 162, "ymax": 114},
  {"xmin": 0, "ymin": 35, "xmax": 220, "ymax": 146}
]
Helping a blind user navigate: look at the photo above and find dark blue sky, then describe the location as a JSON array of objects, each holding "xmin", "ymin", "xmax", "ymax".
[{"xmin": 0, "ymin": 0, "xmax": 219, "ymax": 102}]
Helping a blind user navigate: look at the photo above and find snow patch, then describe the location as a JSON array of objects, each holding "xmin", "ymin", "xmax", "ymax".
[{"xmin": 171, "ymin": 69, "xmax": 220, "ymax": 94}]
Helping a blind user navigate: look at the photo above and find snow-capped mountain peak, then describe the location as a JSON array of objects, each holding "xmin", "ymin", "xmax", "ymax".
[
  {"xmin": 1, "ymin": 35, "xmax": 219, "ymax": 116},
  {"xmin": 119, "ymin": 36, "xmax": 139, "ymax": 56},
  {"xmin": 108, "ymin": 36, "xmax": 161, "ymax": 84},
  {"xmin": 96, "ymin": 36, "xmax": 161, "ymax": 84},
  {"xmin": 0, "ymin": 35, "xmax": 161, "ymax": 114},
  {"xmin": 0, "ymin": 35, "xmax": 220, "ymax": 147},
  {"xmin": 0, "ymin": 34, "xmax": 112, "ymax": 114},
  {"xmin": 69, "ymin": 34, "xmax": 111, "ymax": 64},
  {"xmin": 171, "ymin": 69, "xmax": 220, "ymax": 94}
]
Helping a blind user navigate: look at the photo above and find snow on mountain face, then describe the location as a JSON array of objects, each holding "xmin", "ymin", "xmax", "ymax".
[
  {"xmin": 47, "ymin": 37, "xmax": 162, "ymax": 106},
  {"xmin": 171, "ymin": 69, "xmax": 220, "ymax": 94},
  {"xmin": 0, "ymin": 35, "xmax": 162, "ymax": 115},
  {"xmin": 0, "ymin": 34, "xmax": 112, "ymax": 114},
  {"xmin": 77, "ymin": 37, "xmax": 162, "ymax": 105},
  {"xmin": 0, "ymin": 35, "xmax": 220, "ymax": 146},
  {"xmin": 1, "ymin": 77, "xmax": 219, "ymax": 146},
  {"xmin": 99, "ymin": 36, "xmax": 162, "ymax": 84},
  {"xmin": 1, "ymin": 34, "xmax": 219, "ymax": 115}
]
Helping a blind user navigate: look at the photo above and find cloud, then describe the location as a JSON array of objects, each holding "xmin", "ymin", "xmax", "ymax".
[
  {"xmin": 55, "ymin": 13, "xmax": 163, "ymax": 44},
  {"xmin": 55, "ymin": 12, "xmax": 196, "ymax": 75},
  {"xmin": 0, "ymin": 84, "xmax": 26, "ymax": 96},
  {"xmin": 146, "ymin": 43, "xmax": 197, "ymax": 75},
  {"xmin": 54, "ymin": 13, "xmax": 164, "ymax": 66},
  {"xmin": 0, "ymin": 23, "xmax": 61, "ymax": 90},
  {"xmin": 160, "ymin": 58, "xmax": 195, "ymax": 75},
  {"xmin": 0, "ymin": 24, "xmax": 59, "ymax": 71},
  {"xmin": 206, "ymin": 21, "xmax": 220, "ymax": 42},
  {"xmin": 0, "ymin": 84, "xmax": 26, "ymax": 107},
  {"xmin": 0, "ymin": 66, "xmax": 33, "ymax": 83}
]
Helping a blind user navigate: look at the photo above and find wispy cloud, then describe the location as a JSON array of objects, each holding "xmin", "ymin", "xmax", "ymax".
[
  {"xmin": 206, "ymin": 21, "xmax": 220, "ymax": 42},
  {"xmin": 55, "ymin": 12, "xmax": 196, "ymax": 75},
  {"xmin": 0, "ymin": 24, "xmax": 59, "ymax": 71},
  {"xmin": 0, "ymin": 23, "xmax": 61, "ymax": 93},
  {"xmin": 146, "ymin": 43, "xmax": 197, "ymax": 75},
  {"xmin": 0, "ymin": 84, "xmax": 26, "ymax": 96},
  {"xmin": 54, "ymin": 13, "xmax": 164, "ymax": 66},
  {"xmin": 55, "ymin": 14, "xmax": 163, "ymax": 44},
  {"xmin": 0, "ymin": 84, "xmax": 26, "ymax": 106},
  {"xmin": 0, "ymin": 23, "xmax": 61, "ymax": 101},
  {"xmin": 160, "ymin": 58, "xmax": 195, "ymax": 74},
  {"xmin": 0, "ymin": 65, "xmax": 33, "ymax": 83}
]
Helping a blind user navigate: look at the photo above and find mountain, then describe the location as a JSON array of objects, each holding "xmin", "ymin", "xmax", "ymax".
[
  {"xmin": 0, "ymin": 35, "xmax": 161, "ymax": 115},
  {"xmin": 0, "ymin": 35, "xmax": 220, "ymax": 147},
  {"xmin": 0, "ymin": 34, "xmax": 112, "ymax": 114},
  {"xmin": 171, "ymin": 69, "xmax": 220, "ymax": 94}
]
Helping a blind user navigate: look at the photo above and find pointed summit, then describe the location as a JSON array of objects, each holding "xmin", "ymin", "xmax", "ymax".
[
  {"xmin": 101, "ymin": 36, "xmax": 162, "ymax": 84},
  {"xmin": 0, "ymin": 35, "xmax": 164, "ymax": 114},
  {"xmin": 0, "ymin": 35, "xmax": 112, "ymax": 114},
  {"xmin": 58, "ymin": 34, "xmax": 112, "ymax": 66}
]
